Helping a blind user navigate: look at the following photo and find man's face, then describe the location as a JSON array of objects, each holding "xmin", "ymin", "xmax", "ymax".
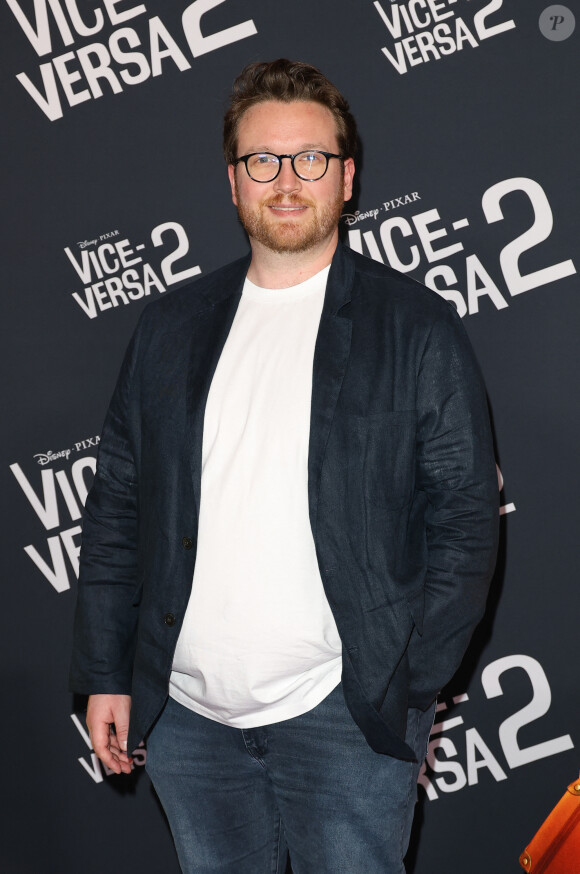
[{"xmin": 228, "ymin": 100, "xmax": 355, "ymax": 254}]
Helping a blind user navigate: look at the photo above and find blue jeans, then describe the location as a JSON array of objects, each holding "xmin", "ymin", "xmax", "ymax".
[{"xmin": 146, "ymin": 684, "xmax": 435, "ymax": 874}]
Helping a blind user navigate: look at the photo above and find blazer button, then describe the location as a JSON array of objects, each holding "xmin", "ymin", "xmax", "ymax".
[
  {"xmin": 182, "ymin": 536, "xmax": 193, "ymax": 549},
  {"xmin": 164, "ymin": 613, "xmax": 176, "ymax": 626}
]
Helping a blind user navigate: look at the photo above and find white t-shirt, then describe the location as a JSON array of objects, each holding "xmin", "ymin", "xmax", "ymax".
[{"xmin": 169, "ymin": 265, "xmax": 342, "ymax": 727}]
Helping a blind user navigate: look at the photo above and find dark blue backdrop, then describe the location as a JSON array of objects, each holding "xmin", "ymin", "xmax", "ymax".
[{"xmin": 2, "ymin": 1, "xmax": 578, "ymax": 871}]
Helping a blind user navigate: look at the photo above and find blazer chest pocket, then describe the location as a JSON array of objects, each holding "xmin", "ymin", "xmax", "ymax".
[{"xmin": 348, "ymin": 410, "xmax": 417, "ymax": 510}]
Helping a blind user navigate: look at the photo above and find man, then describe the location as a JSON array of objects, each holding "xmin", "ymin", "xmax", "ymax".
[{"xmin": 71, "ymin": 59, "xmax": 499, "ymax": 873}]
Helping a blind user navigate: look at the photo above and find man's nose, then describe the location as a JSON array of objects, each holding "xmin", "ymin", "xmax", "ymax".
[{"xmin": 273, "ymin": 157, "xmax": 302, "ymax": 194}]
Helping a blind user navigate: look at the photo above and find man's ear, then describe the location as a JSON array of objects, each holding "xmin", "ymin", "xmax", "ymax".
[
  {"xmin": 228, "ymin": 164, "xmax": 238, "ymax": 206},
  {"xmin": 343, "ymin": 157, "xmax": 355, "ymax": 203}
]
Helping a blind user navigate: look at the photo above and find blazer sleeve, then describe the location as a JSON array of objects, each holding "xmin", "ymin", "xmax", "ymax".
[
  {"xmin": 69, "ymin": 312, "xmax": 146, "ymax": 696},
  {"xmin": 407, "ymin": 304, "xmax": 499, "ymax": 709}
]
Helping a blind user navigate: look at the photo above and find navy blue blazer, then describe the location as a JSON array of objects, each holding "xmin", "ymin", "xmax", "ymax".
[{"xmin": 70, "ymin": 243, "xmax": 499, "ymax": 761}]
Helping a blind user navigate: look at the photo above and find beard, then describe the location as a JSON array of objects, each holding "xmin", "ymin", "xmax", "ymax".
[{"xmin": 234, "ymin": 178, "xmax": 346, "ymax": 254}]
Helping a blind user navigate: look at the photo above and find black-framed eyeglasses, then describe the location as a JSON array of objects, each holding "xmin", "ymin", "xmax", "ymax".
[{"xmin": 233, "ymin": 150, "xmax": 343, "ymax": 183}]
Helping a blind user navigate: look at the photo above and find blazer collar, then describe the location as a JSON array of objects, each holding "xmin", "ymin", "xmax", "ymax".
[
  {"xmin": 197, "ymin": 241, "xmax": 355, "ymax": 313},
  {"xmin": 198, "ymin": 251, "xmax": 251, "ymax": 309},
  {"xmin": 322, "ymin": 240, "xmax": 355, "ymax": 316}
]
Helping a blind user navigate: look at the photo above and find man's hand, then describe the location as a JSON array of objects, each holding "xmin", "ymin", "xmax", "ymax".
[{"xmin": 86, "ymin": 694, "xmax": 133, "ymax": 775}]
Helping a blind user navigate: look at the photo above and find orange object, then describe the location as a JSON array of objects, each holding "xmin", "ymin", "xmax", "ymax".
[{"xmin": 519, "ymin": 774, "xmax": 580, "ymax": 872}]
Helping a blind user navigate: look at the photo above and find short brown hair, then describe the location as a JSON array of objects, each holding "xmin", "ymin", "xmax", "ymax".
[{"xmin": 223, "ymin": 59, "xmax": 358, "ymax": 164}]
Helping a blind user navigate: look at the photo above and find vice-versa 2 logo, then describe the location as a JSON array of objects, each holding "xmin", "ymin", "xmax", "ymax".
[
  {"xmin": 347, "ymin": 176, "xmax": 577, "ymax": 318},
  {"xmin": 373, "ymin": 0, "xmax": 517, "ymax": 74},
  {"xmin": 7, "ymin": 0, "xmax": 257, "ymax": 120},
  {"xmin": 64, "ymin": 221, "xmax": 201, "ymax": 319}
]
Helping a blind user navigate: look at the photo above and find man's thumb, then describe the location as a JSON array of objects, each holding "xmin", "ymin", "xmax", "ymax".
[{"xmin": 115, "ymin": 718, "xmax": 129, "ymax": 751}]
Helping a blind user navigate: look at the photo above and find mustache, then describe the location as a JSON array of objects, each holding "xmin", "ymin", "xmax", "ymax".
[{"xmin": 262, "ymin": 193, "xmax": 315, "ymax": 209}]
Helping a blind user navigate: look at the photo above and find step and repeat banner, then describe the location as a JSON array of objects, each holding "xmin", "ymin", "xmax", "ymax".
[{"xmin": 2, "ymin": 1, "xmax": 578, "ymax": 872}]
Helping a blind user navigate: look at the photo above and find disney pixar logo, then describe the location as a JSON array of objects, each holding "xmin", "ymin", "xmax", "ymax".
[
  {"xmin": 34, "ymin": 435, "xmax": 100, "ymax": 465},
  {"xmin": 343, "ymin": 191, "xmax": 421, "ymax": 225}
]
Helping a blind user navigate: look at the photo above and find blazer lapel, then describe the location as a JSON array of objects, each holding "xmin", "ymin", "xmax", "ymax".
[
  {"xmin": 308, "ymin": 243, "xmax": 354, "ymax": 534},
  {"xmin": 186, "ymin": 255, "xmax": 250, "ymax": 517},
  {"xmin": 184, "ymin": 243, "xmax": 354, "ymax": 529}
]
